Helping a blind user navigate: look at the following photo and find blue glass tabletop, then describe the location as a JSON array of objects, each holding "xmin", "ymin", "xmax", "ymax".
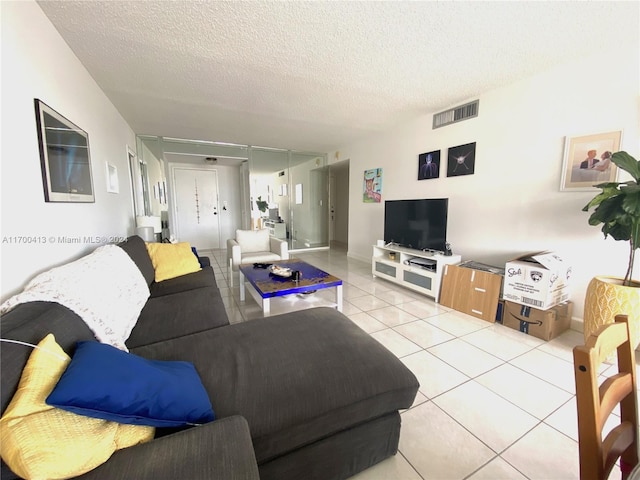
[{"xmin": 238, "ymin": 259, "xmax": 342, "ymax": 299}]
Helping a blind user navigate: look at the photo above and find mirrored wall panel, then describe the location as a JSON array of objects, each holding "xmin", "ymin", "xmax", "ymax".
[{"xmin": 135, "ymin": 136, "xmax": 328, "ymax": 251}]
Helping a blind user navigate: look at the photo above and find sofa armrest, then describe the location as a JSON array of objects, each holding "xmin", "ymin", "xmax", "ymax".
[
  {"xmin": 198, "ymin": 256, "xmax": 211, "ymax": 268},
  {"xmin": 270, "ymin": 237, "xmax": 289, "ymax": 260},
  {"xmin": 78, "ymin": 416, "xmax": 259, "ymax": 480},
  {"xmin": 227, "ymin": 238, "xmax": 242, "ymax": 270}
]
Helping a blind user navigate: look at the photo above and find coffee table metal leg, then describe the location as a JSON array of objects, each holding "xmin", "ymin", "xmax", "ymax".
[
  {"xmin": 336, "ymin": 285, "xmax": 343, "ymax": 312},
  {"xmin": 239, "ymin": 271, "xmax": 245, "ymax": 302},
  {"xmin": 263, "ymin": 298, "xmax": 271, "ymax": 316}
]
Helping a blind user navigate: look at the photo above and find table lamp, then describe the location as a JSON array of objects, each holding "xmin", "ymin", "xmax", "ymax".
[{"xmin": 136, "ymin": 216, "xmax": 162, "ymax": 242}]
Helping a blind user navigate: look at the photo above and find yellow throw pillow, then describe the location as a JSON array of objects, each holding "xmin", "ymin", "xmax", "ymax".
[
  {"xmin": 0, "ymin": 334, "xmax": 154, "ymax": 480},
  {"xmin": 145, "ymin": 242, "xmax": 201, "ymax": 282}
]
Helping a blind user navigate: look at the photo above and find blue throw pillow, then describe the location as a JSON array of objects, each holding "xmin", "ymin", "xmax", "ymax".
[
  {"xmin": 46, "ymin": 341, "xmax": 215, "ymax": 427},
  {"xmin": 191, "ymin": 246, "xmax": 206, "ymax": 268}
]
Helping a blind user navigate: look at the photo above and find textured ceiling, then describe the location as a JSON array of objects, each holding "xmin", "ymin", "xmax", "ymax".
[{"xmin": 38, "ymin": 1, "xmax": 638, "ymax": 153}]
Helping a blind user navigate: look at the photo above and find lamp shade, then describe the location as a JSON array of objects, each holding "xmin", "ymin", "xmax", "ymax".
[
  {"xmin": 136, "ymin": 216, "xmax": 162, "ymax": 234},
  {"xmin": 136, "ymin": 226, "xmax": 155, "ymax": 242}
]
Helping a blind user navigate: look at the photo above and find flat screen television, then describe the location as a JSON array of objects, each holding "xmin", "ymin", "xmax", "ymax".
[{"xmin": 384, "ymin": 198, "xmax": 448, "ymax": 252}]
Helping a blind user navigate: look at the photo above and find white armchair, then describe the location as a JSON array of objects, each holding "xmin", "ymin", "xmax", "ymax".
[{"xmin": 227, "ymin": 229, "xmax": 289, "ymax": 287}]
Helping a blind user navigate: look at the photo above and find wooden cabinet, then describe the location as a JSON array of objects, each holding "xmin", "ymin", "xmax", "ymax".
[{"xmin": 440, "ymin": 263, "xmax": 503, "ymax": 322}]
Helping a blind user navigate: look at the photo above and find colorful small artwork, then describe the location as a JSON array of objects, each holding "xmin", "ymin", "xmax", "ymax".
[{"xmin": 363, "ymin": 168, "xmax": 383, "ymax": 203}]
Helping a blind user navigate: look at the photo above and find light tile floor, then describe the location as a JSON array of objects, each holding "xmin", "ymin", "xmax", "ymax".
[{"xmin": 204, "ymin": 247, "xmax": 631, "ymax": 480}]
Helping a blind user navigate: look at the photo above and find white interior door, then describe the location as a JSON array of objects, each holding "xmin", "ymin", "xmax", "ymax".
[{"xmin": 173, "ymin": 167, "xmax": 220, "ymax": 249}]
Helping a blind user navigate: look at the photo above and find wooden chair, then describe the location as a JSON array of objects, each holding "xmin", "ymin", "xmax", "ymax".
[{"xmin": 573, "ymin": 314, "xmax": 639, "ymax": 480}]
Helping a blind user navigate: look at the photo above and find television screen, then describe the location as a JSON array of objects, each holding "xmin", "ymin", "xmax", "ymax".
[{"xmin": 384, "ymin": 198, "xmax": 448, "ymax": 252}]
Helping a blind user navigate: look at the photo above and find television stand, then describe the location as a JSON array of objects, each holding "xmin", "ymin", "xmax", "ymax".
[
  {"xmin": 371, "ymin": 243, "xmax": 461, "ymax": 302},
  {"xmin": 263, "ymin": 219, "xmax": 286, "ymax": 239}
]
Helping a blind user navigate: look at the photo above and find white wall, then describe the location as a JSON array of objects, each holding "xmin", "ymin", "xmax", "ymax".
[
  {"xmin": 1, "ymin": 1, "xmax": 138, "ymax": 300},
  {"xmin": 334, "ymin": 45, "xmax": 639, "ymax": 321}
]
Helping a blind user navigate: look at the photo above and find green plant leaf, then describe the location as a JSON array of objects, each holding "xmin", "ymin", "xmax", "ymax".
[
  {"xmin": 612, "ymin": 151, "xmax": 640, "ymax": 181},
  {"xmin": 622, "ymin": 190, "xmax": 640, "ymax": 217},
  {"xmin": 593, "ymin": 181, "xmax": 623, "ymax": 189},
  {"xmin": 632, "ymin": 221, "xmax": 640, "ymax": 252},
  {"xmin": 588, "ymin": 195, "xmax": 623, "ymax": 224},
  {"xmin": 583, "ymin": 151, "xmax": 639, "ymax": 280},
  {"xmin": 582, "ymin": 185, "xmax": 620, "ymax": 211},
  {"xmin": 605, "ymin": 221, "xmax": 631, "ymax": 241}
]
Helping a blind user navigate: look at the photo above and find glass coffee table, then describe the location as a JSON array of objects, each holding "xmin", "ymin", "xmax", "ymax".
[{"xmin": 238, "ymin": 259, "xmax": 343, "ymax": 316}]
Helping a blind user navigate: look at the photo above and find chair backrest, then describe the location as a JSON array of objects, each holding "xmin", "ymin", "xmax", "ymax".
[
  {"xmin": 573, "ymin": 314, "xmax": 638, "ymax": 480},
  {"xmin": 235, "ymin": 229, "xmax": 270, "ymax": 254}
]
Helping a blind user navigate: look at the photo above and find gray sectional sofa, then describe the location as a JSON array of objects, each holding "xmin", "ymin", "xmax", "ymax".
[{"xmin": 1, "ymin": 235, "xmax": 419, "ymax": 480}]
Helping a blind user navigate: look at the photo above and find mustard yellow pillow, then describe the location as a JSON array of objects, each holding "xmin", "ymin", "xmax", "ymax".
[
  {"xmin": 145, "ymin": 242, "xmax": 201, "ymax": 282},
  {"xmin": 0, "ymin": 334, "xmax": 154, "ymax": 479}
]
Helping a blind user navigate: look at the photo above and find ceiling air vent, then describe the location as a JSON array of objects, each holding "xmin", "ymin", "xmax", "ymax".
[{"xmin": 432, "ymin": 100, "xmax": 479, "ymax": 129}]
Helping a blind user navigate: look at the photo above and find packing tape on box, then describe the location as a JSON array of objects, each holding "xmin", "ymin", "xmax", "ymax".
[{"xmin": 508, "ymin": 304, "xmax": 544, "ymax": 334}]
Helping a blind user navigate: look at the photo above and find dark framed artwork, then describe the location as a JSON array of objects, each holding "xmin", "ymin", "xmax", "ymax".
[
  {"xmin": 418, "ymin": 150, "xmax": 440, "ymax": 180},
  {"xmin": 34, "ymin": 99, "xmax": 94, "ymax": 202},
  {"xmin": 447, "ymin": 142, "xmax": 476, "ymax": 177}
]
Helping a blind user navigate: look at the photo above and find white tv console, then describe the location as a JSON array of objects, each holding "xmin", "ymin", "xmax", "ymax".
[
  {"xmin": 371, "ymin": 243, "xmax": 461, "ymax": 303},
  {"xmin": 263, "ymin": 219, "xmax": 286, "ymax": 239}
]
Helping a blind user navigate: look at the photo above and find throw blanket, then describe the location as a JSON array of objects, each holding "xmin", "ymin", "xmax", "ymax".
[{"xmin": 0, "ymin": 245, "xmax": 150, "ymax": 351}]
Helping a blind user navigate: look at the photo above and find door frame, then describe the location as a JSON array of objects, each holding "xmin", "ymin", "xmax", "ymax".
[
  {"xmin": 128, "ymin": 145, "xmax": 149, "ymax": 217},
  {"xmin": 328, "ymin": 159, "xmax": 350, "ymax": 250},
  {"xmin": 168, "ymin": 163, "xmax": 221, "ymax": 247},
  {"xmin": 329, "ymin": 174, "xmax": 336, "ymax": 242}
]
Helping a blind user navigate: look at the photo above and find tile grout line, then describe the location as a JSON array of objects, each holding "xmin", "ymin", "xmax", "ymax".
[{"xmin": 213, "ymin": 249, "xmax": 584, "ymax": 479}]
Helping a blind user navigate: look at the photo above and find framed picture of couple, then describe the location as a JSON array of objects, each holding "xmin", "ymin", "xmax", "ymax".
[{"xmin": 560, "ymin": 130, "xmax": 622, "ymax": 191}]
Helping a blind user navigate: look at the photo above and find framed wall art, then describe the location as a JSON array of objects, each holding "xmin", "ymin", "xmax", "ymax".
[
  {"xmin": 106, "ymin": 162, "xmax": 119, "ymax": 193},
  {"xmin": 446, "ymin": 142, "xmax": 476, "ymax": 177},
  {"xmin": 363, "ymin": 168, "xmax": 382, "ymax": 203},
  {"xmin": 418, "ymin": 150, "xmax": 440, "ymax": 180},
  {"xmin": 34, "ymin": 99, "xmax": 94, "ymax": 202},
  {"xmin": 559, "ymin": 130, "xmax": 622, "ymax": 191},
  {"xmin": 295, "ymin": 183, "xmax": 303, "ymax": 204}
]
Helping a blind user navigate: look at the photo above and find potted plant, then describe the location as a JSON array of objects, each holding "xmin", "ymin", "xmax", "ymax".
[
  {"xmin": 256, "ymin": 196, "xmax": 268, "ymax": 214},
  {"xmin": 582, "ymin": 151, "xmax": 640, "ymax": 345}
]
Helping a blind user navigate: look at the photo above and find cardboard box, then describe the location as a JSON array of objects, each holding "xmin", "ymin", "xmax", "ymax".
[
  {"xmin": 503, "ymin": 300, "xmax": 573, "ymax": 341},
  {"xmin": 503, "ymin": 251, "xmax": 571, "ymax": 310},
  {"xmin": 440, "ymin": 263, "xmax": 502, "ymax": 323}
]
